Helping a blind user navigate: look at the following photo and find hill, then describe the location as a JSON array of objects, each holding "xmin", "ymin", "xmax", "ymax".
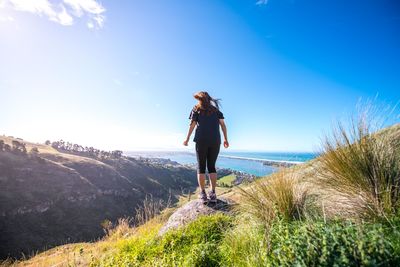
[
  {"xmin": 3, "ymin": 122, "xmax": 400, "ymax": 266},
  {"xmin": 0, "ymin": 136, "xmax": 200, "ymax": 260}
]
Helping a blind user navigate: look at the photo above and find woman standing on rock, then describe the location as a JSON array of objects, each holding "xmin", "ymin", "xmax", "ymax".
[{"xmin": 183, "ymin": 91, "xmax": 229, "ymax": 203}]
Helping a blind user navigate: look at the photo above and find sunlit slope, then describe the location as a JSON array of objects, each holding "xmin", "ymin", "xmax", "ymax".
[{"xmin": 0, "ymin": 136, "xmax": 197, "ymax": 260}]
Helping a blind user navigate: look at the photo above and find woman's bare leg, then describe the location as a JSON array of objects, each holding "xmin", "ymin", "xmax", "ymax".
[
  {"xmin": 209, "ymin": 172, "xmax": 217, "ymax": 191},
  {"xmin": 197, "ymin": 173, "xmax": 206, "ymax": 191}
]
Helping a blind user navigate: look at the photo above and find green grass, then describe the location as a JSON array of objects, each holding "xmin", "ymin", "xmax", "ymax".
[
  {"xmin": 98, "ymin": 214, "xmax": 233, "ymax": 267},
  {"xmin": 239, "ymin": 170, "xmax": 308, "ymax": 228},
  {"xmin": 93, "ymin": 213, "xmax": 400, "ymax": 267},
  {"xmin": 317, "ymin": 106, "xmax": 400, "ymax": 220},
  {"xmin": 221, "ymin": 217, "xmax": 400, "ymax": 267},
  {"xmin": 217, "ymin": 174, "xmax": 236, "ymax": 187}
]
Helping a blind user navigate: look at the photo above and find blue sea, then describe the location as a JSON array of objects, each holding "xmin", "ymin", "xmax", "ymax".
[{"xmin": 127, "ymin": 151, "xmax": 317, "ymax": 177}]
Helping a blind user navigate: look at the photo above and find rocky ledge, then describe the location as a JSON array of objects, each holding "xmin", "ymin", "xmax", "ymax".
[{"xmin": 158, "ymin": 198, "xmax": 234, "ymax": 236}]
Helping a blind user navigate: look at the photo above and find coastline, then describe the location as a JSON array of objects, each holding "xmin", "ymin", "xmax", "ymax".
[
  {"xmin": 218, "ymin": 154, "xmax": 302, "ymax": 167},
  {"xmin": 126, "ymin": 151, "xmax": 314, "ymax": 176}
]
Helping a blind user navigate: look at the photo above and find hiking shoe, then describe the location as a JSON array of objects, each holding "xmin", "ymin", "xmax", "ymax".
[
  {"xmin": 199, "ymin": 191, "xmax": 208, "ymax": 204},
  {"xmin": 208, "ymin": 190, "xmax": 217, "ymax": 203}
]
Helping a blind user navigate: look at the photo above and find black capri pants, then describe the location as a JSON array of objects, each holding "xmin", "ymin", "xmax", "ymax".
[{"xmin": 195, "ymin": 142, "xmax": 220, "ymax": 174}]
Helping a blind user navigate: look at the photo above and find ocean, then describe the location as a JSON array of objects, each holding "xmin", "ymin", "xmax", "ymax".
[{"xmin": 126, "ymin": 151, "xmax": 317, "ymax": 177}]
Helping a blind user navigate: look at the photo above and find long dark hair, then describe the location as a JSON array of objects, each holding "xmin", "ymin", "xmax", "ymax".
[{"xmin": 193, "ymin": 91, "xmax": 221, "ymax": 115}]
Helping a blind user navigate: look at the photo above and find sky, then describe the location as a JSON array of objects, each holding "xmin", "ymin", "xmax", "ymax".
[{"xmin": 0, "ymin": 0, "xmax": 399, "ymax": 152}]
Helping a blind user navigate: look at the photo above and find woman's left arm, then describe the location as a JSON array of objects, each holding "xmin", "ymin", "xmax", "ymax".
[
  {"xmin": 219, "ymin": 119, "xmax": 229, "ymax": 148},
  {"xmin": 183, "ymin": 121, "xmax": 197, "ymax": 146}
]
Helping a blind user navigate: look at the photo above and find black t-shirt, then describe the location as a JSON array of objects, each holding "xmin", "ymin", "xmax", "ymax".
[{"xmin": 189, "ymin": 106, "xmax": 224, "ymax": 144}]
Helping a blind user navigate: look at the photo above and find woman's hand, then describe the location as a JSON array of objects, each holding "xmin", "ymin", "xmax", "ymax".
[
  {"xmin": 219, "ymin": 120, "xmax": 229, "ymax": 149},
  {"xmin": 223, "ymin": 140, "xmax": 229, "ymax": 148},
  {"xmin": 184, "ymin": 121, "xmax": 196, "ymax": 146}
]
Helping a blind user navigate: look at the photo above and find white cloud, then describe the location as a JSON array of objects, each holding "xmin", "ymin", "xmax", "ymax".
[
  {"xmin": 8, "ymin": 0, "xmax": 57, "ymax": 17},
  {"xmin": 53, "ymin": 4, "xmax": 73, "ymax": 25},
  {"xmin": 0, "ymin": 0, "xmax": 105, "ymax": 28},
  {"xmin": 63, "ymin": 0, "xmax": 105, "ymax": 28},
  {"xmin": 64, "ymin": 0, "xmax": 104, "ymax": 15},
  {"xmin": 87, "ymin": 20, "xmax": 93, "ymax": 28},
  {"xmin": 256, "ymin": 0, "xmax": 268, "ymax": 5},
  {"xmin": 0, "ymin": 15, "xmax": 14, "ymax": 22}
]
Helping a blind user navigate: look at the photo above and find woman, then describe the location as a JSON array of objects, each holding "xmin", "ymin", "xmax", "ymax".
[{"xmin": 183, "ymin": 91, "xmax": 229, "ymax": 203}]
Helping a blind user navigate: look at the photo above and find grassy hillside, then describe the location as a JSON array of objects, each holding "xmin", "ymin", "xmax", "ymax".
[
  {"xmin": 0, "ymin": 136, "xmax": 199, "ymax": 260},
  {"xmin": 3, "ymin": 122, "xmax": 400, "ymax": 266},
  {"xmin": 217, "ymin": 174, "xmax": 236, "ymax": 187}
]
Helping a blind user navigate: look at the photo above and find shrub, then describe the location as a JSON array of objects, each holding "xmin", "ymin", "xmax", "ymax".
[
  {"xmin": 269, "ymin": 219, "xmax": 400, "ymax": 266},
  {"xmin": 317, "ymin": 104, "xmax": 400, "ymax": 220},
  {"xmin": 134, "ymin": 194, "xmax": 171, "ymax": 226},
  {"xmin": 11, "ymin": 140, "xmax": 27, "ymax": 153},
  {"xmin": 102, "ymin": 218, "xmax": 135, "ymax": 241},
  {"xmin": 221, "ymin": 217, "xmax": 400, "ymax": 267},
  {"xmin": 238, "ymin": 170, "xmax": 307, "ymax": 228}
]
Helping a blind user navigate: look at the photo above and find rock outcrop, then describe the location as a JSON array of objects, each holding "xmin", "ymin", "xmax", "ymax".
[{"xmin": 159, "ymin": 198, "xmax": 234, "ymax": 236}]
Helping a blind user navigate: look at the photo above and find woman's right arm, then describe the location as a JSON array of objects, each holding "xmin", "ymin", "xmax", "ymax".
[
  {"xmin": 219, "ymin": 119, "xmax": 229, "ymax": 148},
  {"xmin": 183, "ymin": 120, "xmax": 197, "ymax": 146}
]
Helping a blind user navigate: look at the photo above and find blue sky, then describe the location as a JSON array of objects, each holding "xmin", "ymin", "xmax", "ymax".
[{"xmin": 0, "ymin": 0, "xmax": 399, "ymax": 152}]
